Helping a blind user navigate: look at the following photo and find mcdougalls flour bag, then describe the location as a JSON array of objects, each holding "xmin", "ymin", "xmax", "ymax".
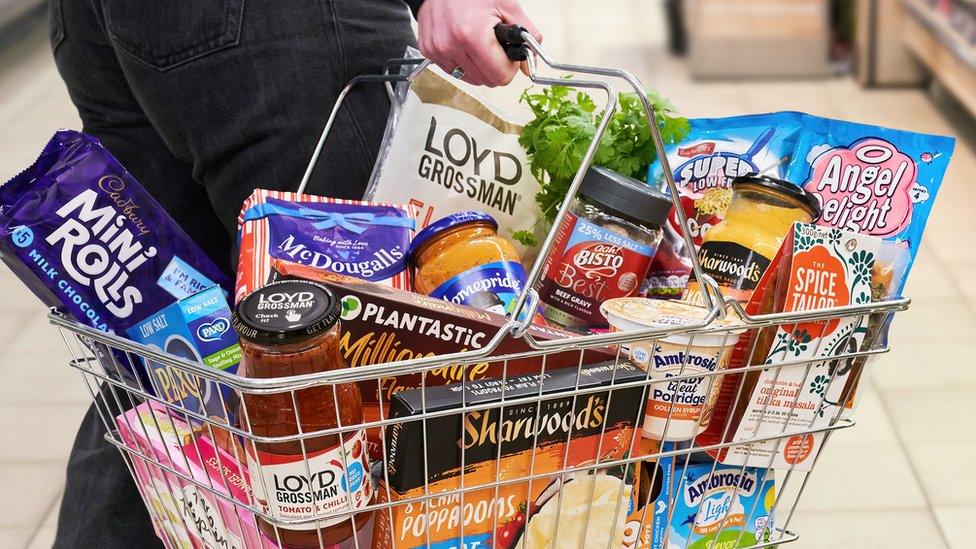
[{"xmin": 365, "ymin": 63, "xmax": 543, "ymax": 258}]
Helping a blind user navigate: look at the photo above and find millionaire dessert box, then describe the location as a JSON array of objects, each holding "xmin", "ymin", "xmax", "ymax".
[
  {"xmin": 373, "ymin": 360, "xmax": 646, "ymax": 549},
  {"xmin": 270, "ymin": 260, "xmax": 616, "ymax": 405}
]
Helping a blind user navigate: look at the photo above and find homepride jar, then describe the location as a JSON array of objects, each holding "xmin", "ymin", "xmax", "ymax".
[
  {"xmin": 537, "ymin": 166, "xmax": 671, "ymax": 333},
  {"xmin": 409, "ymin": 211, "xmax": 529, "ymax": 317},
  {"xmin": 688, "ymin": 174, "xmax": 821, "ymax": 304},
  {"xmin": 234, "ymin": 280, "xmax": 372, "ymax": 547},
  {"xmin": 602, "ymin": 297, "xmax": 745, "ymax": 442}
]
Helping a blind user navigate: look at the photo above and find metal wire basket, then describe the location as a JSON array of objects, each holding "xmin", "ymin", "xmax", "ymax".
[{"xmin": 52, "ymin": 25, "xmax": 911, "ymax": 549}]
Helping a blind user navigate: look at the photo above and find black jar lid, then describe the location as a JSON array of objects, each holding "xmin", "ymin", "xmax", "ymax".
[
  {"xmin": 580, "ymin": 166, "xmax": 672, "ymax": 227},
  {"xmin": 233, "ymin": 279, "xmax": 341, "ymax": 345},
  {"xmin": 732, "ymin": 173, "xmax": 822, "ymax": 219}
]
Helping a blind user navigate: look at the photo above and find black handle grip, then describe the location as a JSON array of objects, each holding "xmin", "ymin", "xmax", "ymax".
[{"xmin": 493, "ymin": 23, "xmax": 529, "ymax": 62}]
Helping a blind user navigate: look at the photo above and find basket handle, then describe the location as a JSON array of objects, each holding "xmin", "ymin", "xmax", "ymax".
[{"xmin": 494, "ymin": 23, "xmax": 530, "ymax": 61}]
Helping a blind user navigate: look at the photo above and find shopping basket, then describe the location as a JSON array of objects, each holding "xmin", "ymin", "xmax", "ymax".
[{"xmin": 51, "ymin": 25, "xmax": 911, "ymax": 549}]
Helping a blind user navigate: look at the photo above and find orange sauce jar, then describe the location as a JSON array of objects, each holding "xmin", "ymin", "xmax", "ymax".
[{"xmin": 409, "ymin": 211, "xmax": 529, "ymax": 316}]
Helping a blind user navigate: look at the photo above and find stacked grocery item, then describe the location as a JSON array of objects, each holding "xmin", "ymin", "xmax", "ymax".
[{"xmin": 0, "ymin": 72, "xmax": 957, "ymax": 548}]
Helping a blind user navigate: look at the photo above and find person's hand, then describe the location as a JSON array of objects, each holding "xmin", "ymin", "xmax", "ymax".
[{"xmin": 416, "ymin": 0, "xmax": 542, "ymax": 87}]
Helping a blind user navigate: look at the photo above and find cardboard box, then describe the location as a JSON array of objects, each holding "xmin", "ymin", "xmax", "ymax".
[
  {"xmin": 701, "ymin": 222, "xmax": 881, "ymax": 470},
  {"xmin": 373, "ymin": 361, "xmax": 646, "ymax": 549},
  {"xmin": 126, "ymin": 285, "xmax": 241, "ymax": 421},
  {"xmin": 634, "ymin": 450, "xmax": 775, "ymax": 549}
]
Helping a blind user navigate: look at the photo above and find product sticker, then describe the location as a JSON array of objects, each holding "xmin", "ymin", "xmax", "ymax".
[
  {"xmin": 248, "ymin": 430, "xmax": 372, "ymax": 530},
  {"xmin": 158, "ymin": 256, "xmax": 219, "ymax": 301},
  {"xmin": 539, "ymin": 212, "xmax": 659, "ymax": 326},
  {"xmin": 428, "ymin": 260, "xmax": 528, "ymax": 316}
]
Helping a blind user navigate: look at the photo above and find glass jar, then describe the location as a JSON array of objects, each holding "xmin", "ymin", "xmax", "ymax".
[
  {"xmin": 409, "ymin": 211, "xmax": 529, "ymax": 317},
  {"xmin": 537, "ymin": 166, "xmax": 671, "ymax": 333},
  {"xmin": 234, "ymin": 280, "xmax": 371, "ymax": 547},
  {"xmin": 688, "ymin": 174, "xmax": 821, "ymax": 303}
]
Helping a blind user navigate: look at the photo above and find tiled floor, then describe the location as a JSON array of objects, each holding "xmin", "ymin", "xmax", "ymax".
[{"xmin": 1, "ymin": 2, "xmax": 974, "ymax": 548}]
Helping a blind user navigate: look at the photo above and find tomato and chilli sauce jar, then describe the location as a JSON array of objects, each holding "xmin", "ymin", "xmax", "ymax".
[
  {"xmin": 602, "ymin": 298, "xmax": 745, "ymax": 442},
  {"xmin": 687, "ymin": 173, "xmax": 821, "ymax": 304},
  {"xmin": 410, "ymin": 210, "xmax": 531, "ymax": 317},
  {"xmin": 538, "ymin": 166, "xmax": 671, "ymax": 333},
  {"xmin": 233, "ymin": 279, "xmax": 371, "ymax": 547}
]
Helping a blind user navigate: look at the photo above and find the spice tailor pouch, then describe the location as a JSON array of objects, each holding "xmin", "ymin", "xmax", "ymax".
[
  {"xmin": 364, "ymin": 63, "xmax": 544, "ymax": 259},
  {"xmin": 648, "ymin": 112, "xmax": 804, "ymax": 246},
  {"xmin": 235, "ymin": 189, "xmax": 415, "ymax": 302},
  {"xmin": 0, "ymin": 130, "xmax": 231, "ymax": 388},
  {"xmin": 787, "ymin": 114, "xmax": 955, "ymax": 296}
]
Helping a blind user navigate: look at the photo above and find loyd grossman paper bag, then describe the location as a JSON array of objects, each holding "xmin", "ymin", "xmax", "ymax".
[{"xmin": 365, "ymin": 61, "xmax": 543, "ymax": 259}]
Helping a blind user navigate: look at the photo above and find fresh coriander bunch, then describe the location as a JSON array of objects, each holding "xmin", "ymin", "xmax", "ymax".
[{"xmin": 513, "ymin": 84, "xmax": 689, "ymax": 246}]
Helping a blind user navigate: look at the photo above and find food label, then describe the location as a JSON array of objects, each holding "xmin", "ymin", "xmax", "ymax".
[
  {"xmin": 539, "ymin": 212, "xmax": 658, "ymax": 326},
  {"xmin": 247, "ymin": 430, "xmax": 372, "ymax": 529},
  {"xmin": 428, "ymin": 260, "xmax": 528, "ymax": 316},
  {"xmin": 691, "ymin": 241, "xmax": 771, "ymax": 303},
  {"xmin": 629, "ymin": 339, "xmax": 729, "ymax": 441}
]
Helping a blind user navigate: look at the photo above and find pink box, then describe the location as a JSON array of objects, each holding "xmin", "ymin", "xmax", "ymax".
[
  {"xmin": 116, "ymin": 401, "xmax": 267, "ymax": 549},
  {"xmin": 116, "ymin": 402, "xmax": 374, "ymax": 548}
]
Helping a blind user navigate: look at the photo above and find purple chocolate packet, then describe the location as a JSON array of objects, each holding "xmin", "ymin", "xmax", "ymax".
[{"xmin": 0, "ymin": 130, "xmax": 231, "ymax": 334}]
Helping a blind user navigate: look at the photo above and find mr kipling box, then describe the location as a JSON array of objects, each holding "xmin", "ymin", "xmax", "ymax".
[
  {"xmin": 126, "ymin": 285, "xmax": 242, "ymax": 420},
  {"xmin": 271, "ymin": 260, "xmax": 615, "ymax": 403},
  {"xmin": 373, "ymin": 360, "xmax": 646, "ymax": 549}
]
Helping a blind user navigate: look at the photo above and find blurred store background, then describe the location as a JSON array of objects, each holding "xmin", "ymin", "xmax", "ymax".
[{"xmin": 0, "ymin": 1, "xmax": 974, "ymax": 547}]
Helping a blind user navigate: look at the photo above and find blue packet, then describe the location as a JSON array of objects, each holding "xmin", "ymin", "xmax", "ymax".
[{"xmin": 126, "ymin": 285, "xmax": 242, "ymax": 421}]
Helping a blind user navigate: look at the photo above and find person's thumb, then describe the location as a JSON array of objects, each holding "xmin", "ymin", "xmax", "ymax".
[{"xmin": 497, "ymin": 0, "xmax": 542, "ymax": 43}]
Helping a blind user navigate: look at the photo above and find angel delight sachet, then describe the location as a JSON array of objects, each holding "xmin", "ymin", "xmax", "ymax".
[{"xmin": 0, "ymin": 131, "xmax": 232, "ymax": 389}]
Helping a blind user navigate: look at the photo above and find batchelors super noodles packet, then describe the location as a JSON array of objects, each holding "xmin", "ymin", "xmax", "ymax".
[
  {"xmin": 648, "ymin": 112, "xmax": 805, "ymax": 247},
  {"xmin": 0, "ymin": 130, "xmax": 231, "ymax": 333},
  {"xmin": 649, "ymin": 112, "xmax": 955, "ymax": 296}
]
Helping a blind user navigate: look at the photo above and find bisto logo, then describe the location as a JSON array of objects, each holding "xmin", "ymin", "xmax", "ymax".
[{"xmin": 805, "ymin": 138, "xmax": 917, "ymax": 237}]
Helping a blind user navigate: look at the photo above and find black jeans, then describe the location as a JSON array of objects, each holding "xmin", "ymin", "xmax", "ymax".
[{"xmin": 49, "ymin": 0, "xmax": 415, "ymax": 546}]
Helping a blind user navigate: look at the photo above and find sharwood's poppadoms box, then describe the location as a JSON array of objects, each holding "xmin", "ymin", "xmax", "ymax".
[{"xmin": 373, "ymin": 361, "xmax": 646, "ymax": 549}]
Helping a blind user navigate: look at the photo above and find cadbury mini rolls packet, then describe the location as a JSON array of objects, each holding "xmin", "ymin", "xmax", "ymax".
[{"xmin": 0, "ymin": 131, "xmax": 231, "ymax": 333}]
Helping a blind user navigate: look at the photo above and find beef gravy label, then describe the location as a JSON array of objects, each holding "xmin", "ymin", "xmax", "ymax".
[{"xmin": 539, "ymin": 212, "xmax": 657, "ymax": 326}]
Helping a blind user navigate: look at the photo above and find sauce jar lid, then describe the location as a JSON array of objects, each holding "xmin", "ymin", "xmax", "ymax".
[
  {"xmin": 233, "ymin": 279, "xmax": 341, "ymax": 345},
  {"xmin": 732, "ymin": 173, "xmax": 822, "ymax": 219},
  {"xmin": 601, "ymin": 298, "xmax": 745, "ymax": 334},
  {"xmin": 408, "ymin": 210, "xmax": 499, "ymax": 262},
  {"xmin": 580, "ymin": 166, "xmax": 672, "ymax": 227}
]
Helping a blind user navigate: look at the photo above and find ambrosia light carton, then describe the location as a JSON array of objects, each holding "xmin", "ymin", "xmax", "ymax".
[
  {"xmin": 373, "ymin": 361, "xmax": 645, "ymax": 549},
  {"xmin": 702, "ymin": 222, "xmax": 881, "ymax": 470}
]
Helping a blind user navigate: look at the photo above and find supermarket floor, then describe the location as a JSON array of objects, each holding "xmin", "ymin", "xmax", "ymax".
[{"xmin": 1, "ymin": 2, "xmax": 975, "ymax": 548}]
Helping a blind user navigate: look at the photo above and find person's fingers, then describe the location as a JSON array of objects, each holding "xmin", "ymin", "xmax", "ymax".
[
  {"xmin": 459, "ymin": 51, "xmax": 495, "ymax": 87},
  {"xmin": 461, "ymin": 25, "xmax": 517, "ymax": 87},
  {"xmin": 498, "ymin": 0, "xmax": 543, "ymax": 42}
]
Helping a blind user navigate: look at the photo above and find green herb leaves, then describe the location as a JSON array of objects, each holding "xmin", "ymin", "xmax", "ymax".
[{"xmin": 515, "ymin": 84, "xmax": 689, "ymax": 246}]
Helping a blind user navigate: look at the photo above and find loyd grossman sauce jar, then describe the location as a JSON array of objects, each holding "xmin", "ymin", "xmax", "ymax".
[
  {"xmin": 537, "ymin": 166, "xmax": 671, "ymax": 333},
  {"xmin": 233, "ymin": 280, "xmax": 372, "ymax": 547},
  {"xmin": 686, "ymin": 174, "xmax": 821, "ymax": 304},
  {"xmin": 410, "ymin": 211, "xmax": 530, "ymax": 316}
]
